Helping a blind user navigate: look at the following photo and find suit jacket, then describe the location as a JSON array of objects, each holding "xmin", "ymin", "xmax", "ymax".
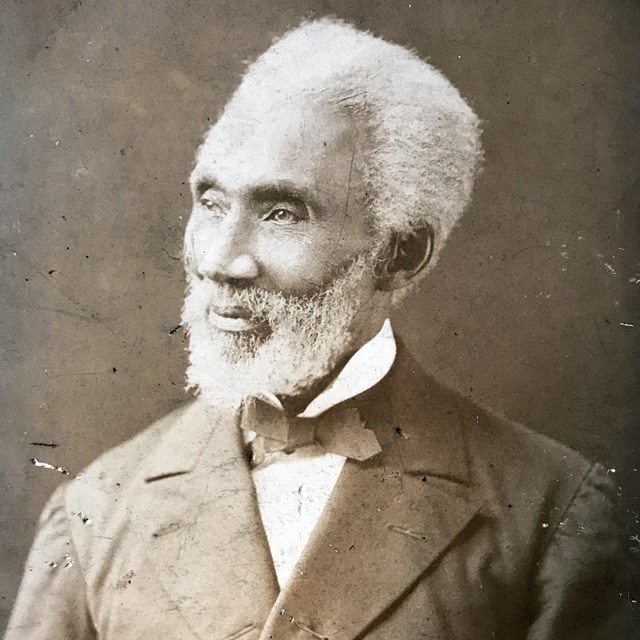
[{"xmin": 5, "ymin": 347, "xmax": 636, "ymax": 639}]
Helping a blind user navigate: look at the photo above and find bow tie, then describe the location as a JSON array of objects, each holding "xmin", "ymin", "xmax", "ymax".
[{"xmin": 240, "ymin": 396, "xmax": 382, "ymax": 468}]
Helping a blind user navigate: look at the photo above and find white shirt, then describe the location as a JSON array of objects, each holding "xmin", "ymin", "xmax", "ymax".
[{"xmin": 245, "ymin": 320, "xmax": 397, "ymax": 588}]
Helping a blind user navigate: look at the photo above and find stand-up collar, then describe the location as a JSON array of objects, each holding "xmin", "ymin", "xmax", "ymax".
[{"xmin": 253, "ymin": 319, "xmax": 397, "ymax": 418}]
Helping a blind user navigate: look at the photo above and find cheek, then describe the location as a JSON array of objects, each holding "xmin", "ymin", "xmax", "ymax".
[{"xmin": 255, "ymin": 232, "xmax": 353, "ymax": 294}]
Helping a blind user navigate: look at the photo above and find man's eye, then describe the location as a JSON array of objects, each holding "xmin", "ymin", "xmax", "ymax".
[
  {"xmin": 198, "ymin": 197, "xmax": 223, "ymax": 214},
  {"xmin": 266, "ymin": 208, "xmax": 301, "ymax": 224}
]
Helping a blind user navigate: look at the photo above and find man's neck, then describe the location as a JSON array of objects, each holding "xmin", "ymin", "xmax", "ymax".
[
  {"xmin": 276, "ymin": 319, "xmax": 391, "ymax": 416},
  {"xmin": 277, "ymin": 348, "xmax": 356, "ymax": 416}
]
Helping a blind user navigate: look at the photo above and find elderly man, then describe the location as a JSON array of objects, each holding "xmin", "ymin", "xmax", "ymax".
[{"xmin": 6, "ymin": 18, "xmax": 633, "ymax": 640}]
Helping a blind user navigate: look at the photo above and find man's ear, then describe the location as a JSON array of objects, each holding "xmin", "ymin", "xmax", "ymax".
[{"xmin": 373, "ymin": 224, "xmax": 434, "ymax": 291}]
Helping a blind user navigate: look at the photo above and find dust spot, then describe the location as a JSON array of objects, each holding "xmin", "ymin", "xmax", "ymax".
[
  {"xmin": 116, "ymin": 570, "xmax": 135, "ymax": 590},
  {"xmin": 71, "ymin": 511, "xmax": 92, "ymax": 525}
]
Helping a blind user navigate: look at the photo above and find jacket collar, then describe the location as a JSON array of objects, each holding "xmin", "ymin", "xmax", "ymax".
[
  {"xmin": 257, "ymin": 342, "xmax": 480, "ymax": 640},
  {"xmin": 140, "ymin": 401, "xmax": 280, "ymax": 640},
  {"xmin": 139, "ymin": 341, "xmax": 480, "ymax": 640},
  {"xmin": 379, "ymin": 339, "xmax": 471, "ymax": 484}
]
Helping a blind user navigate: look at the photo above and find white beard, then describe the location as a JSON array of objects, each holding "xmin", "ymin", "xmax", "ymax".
[{"xmin": 182, "ymin": 254, "xmax": 386, "ymax": 409}]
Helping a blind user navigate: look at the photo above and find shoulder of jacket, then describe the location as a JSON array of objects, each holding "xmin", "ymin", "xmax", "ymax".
[
  {"xmin": 467, "ymin": 406, "xmax": 593, "ymax": 487},
  {"xmin": 63, "ymin": 399, "xmax": 204, "ymax": 503},
  {"xmin": 385, "ymin": 345, "xmax": 594, "ymax": 495}
]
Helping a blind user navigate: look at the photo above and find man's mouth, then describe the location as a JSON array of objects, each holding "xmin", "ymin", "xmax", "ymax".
[{"xmin": 208, "ymin": 305, "xmax": 262, "ymax": 332}]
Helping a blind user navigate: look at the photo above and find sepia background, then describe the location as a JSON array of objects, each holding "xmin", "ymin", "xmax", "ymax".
[{"xmin": 1, "ymin": 0, "xmax": 638, "ymax": 630}]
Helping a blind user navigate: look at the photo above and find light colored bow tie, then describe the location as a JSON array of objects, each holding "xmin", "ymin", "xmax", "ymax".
[{"xmin": 240, "ymin": 396, "xmax": 382, "ymax": 468}]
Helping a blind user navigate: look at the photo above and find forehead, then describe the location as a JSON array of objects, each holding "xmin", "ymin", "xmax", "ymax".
[{"xmin": 191, "ymin": 96, "xmax": 367, "ymax": 198}]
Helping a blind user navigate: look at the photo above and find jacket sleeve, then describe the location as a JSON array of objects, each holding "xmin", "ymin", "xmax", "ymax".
[
  {"xmin": 4, "ymin": 484, "xmax": 96, "ymax": 639},
  {"xmin": 526, "ymin": 462, "xmax": 639, "ymax": 639}
]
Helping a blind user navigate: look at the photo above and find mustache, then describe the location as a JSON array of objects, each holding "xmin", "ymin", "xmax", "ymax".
[
  {"xmin": 208, "ymin": 284, "xmax": 281, "ymax": 320},
  {"xmin": 206, "ymin": 281, "xmax": 334, "ymax": 322}
]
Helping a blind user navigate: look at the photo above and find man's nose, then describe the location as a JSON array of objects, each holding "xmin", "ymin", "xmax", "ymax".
[{"xmin": 197, "ymin": 217, "xmax": 260, "ymax": 282}]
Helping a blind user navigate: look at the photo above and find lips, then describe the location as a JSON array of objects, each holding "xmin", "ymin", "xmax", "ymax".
[
  {"xmin": 208, "ymin": 305, "xmax": 260, "ymax": 332},
  {"xmin": 211, "ymin": 305, "xmax": 252, "ymax": 319}
]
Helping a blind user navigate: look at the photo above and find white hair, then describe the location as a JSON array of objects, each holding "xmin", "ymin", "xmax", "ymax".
[{"xmin": 214, "ymin": 17, "xmax": 483, "ymax": 266}]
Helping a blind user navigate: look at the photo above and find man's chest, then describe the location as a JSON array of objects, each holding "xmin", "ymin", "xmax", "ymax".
[{"xmin": 251, "ymin": 447, "xmax": 346, "ymax": 588}]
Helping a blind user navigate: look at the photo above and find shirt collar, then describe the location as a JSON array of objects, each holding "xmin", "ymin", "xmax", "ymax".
[{"xmin": 255, "ymin": 319, "xmax": 397, "ymax": 419}]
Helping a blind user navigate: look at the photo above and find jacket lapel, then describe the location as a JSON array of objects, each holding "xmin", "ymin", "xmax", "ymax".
[
  {"xmin": 138, "ymin": 400, "xmax": 279, "ymax": 640},
  {"xmin": 259, "ymin": 347, "xmax": 483, "ymax": 640},
  {"xmin": 134, "ymin": 344, "xmax": 483, "ymax": 640}
]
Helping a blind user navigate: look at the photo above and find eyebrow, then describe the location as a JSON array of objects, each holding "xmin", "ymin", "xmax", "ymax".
[
  {"xmin": 191, "ymin": 175, "xmax": 224, "ymax": 198},
  {"xmin": 251, "ymin": 184, "xmax": 319, "ymax": 213},
  {"xmin": 192, "ymin": 176, "xmax": 322, "ymax": 216}
]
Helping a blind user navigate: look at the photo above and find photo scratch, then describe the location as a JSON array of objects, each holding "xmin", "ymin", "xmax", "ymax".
[{"xmin": 30, "ymin": 458, "xmax": 70, "ymax": 475}]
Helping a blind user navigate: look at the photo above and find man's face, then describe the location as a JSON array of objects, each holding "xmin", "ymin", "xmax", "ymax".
[
  {"xmin": 183, "ymin": 97, "xmax": 388, "ymax": 404},
  {"xmin": 187, "ymin": 99, "xmax": 374, "ymax": 310}
]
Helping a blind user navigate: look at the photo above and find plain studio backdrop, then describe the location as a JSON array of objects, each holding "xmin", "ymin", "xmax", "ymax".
[{"xmin": 1, "ymin": 0, "xmax": 638, "ymax": 630}]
